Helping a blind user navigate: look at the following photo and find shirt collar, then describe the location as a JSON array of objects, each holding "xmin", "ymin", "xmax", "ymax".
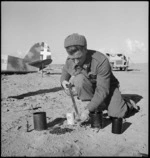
[{"xmin": 70, "ymin": 50, "xmax": 91, "ymax": 70}]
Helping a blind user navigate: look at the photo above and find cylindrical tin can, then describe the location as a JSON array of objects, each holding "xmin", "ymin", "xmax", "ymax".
[
  {"xmin": 89, "ymin": 111, "xmax": 103, "ymax": 128},
  {"xmin": 33, "ymin": 112, "xmax": 47, "ymax": 131},
  {"xmin": 66, "ymin": 112, "xmax": 75, "ymax": 125},
  {"xmin": 111, "ymin": 117, "xmax": 123, "ymax": 134}
]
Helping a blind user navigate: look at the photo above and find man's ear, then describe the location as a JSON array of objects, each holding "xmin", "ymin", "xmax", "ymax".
[{"xmin": 84, "ymin": 46, "xmax": 87, "ymax": 54}]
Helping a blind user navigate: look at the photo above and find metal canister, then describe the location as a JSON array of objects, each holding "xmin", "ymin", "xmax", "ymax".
[
  {"xmin": 111, "ymin": 117, "xmax": 123, "ymax": 134},
  {"xmin": 33, "ymin": 112, "xmax": 47, "ymax": 131},
  {"xmin": 89, "ymin": 111, "xmax": 103, "ymax": 128}
]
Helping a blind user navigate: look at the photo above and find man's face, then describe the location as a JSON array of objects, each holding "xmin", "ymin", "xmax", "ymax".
[{"xmin": 68, "ymin": 49, "xmax": 87, "ymax": 66}]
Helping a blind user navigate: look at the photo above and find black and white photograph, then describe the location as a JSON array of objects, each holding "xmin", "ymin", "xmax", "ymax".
[{"xmin": 1, "ymin": 1, "xmax": 148, "ymax": 157}]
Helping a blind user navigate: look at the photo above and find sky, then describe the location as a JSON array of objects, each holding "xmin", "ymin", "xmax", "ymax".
[{"xmin": 2, "ymin": 1, "xmax": 148, "ymax": 64}]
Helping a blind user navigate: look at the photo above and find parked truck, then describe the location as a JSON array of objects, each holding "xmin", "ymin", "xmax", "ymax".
[{"xmin": 105, "ymin": 53, "xmax": 129, "ymax": 71}]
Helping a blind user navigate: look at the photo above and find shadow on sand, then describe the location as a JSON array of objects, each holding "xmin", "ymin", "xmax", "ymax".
[
  {"xmin": 47, "ymin": 117, "xmax": 74, "ymax": 135},
  {"xmin": 8, "ymin": 87, "xmax": 63, "ymax": 99},
  {"xmin": 113, "ymin": 68, "xmax": 140, "ymax": 72},
  {"xmin": 47, "ymin": 117, "xmax": 66, "ymax": 128},
  {"xmin": 121, "ymin": 121, "xmax": 132, "ymax": 133},
  {"xmin": 126, "ymin": 68, "xmax": 140, "ymax": 71},
  {"xmin": 45, "ymin": 72, "xmax": 62, "ymax": 75}
]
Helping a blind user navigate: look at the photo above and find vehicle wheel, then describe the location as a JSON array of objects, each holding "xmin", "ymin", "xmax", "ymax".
[
  {"xmin": 120, "ymin": 68, "xmax": 123, "ymax": 71},
  {"xmin": 124, "ymin": 67, "xmax": 128, "ymax": 71}
]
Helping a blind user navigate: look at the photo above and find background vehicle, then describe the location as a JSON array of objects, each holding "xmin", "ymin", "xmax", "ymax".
[{"xmin": 105, "ymin": 53, "xmax": 129, "ymax": 71}]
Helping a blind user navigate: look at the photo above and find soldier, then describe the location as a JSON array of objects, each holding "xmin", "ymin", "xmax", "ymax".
[{"xmin": 60, "ymin": 33, "xmax": 139, "ymax": 122}]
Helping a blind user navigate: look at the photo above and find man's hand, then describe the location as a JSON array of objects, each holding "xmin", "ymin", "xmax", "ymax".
[
  {"xmin": 80, "ymin": 109, "xmax": 90, "ymax": 123},
  {"xmin": 62, "ymin": 80, "xmax": 77, "ymax": 96},
  {"xmin": 62, "ymin": 80, "xmax": 70, "ymax": 90},
  {"xmin": 62, "ymin": 80, "xmax": 70, "ymax": 95}
]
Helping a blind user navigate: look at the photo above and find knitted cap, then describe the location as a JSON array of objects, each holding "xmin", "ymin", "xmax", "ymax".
[{"xmin": 64, "ymin": 33, "xmax": 87, "ymax": 48}]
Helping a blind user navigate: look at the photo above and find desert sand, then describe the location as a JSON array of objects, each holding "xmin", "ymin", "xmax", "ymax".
[{"xmin": 1, "ymin": 63, "xmax": 148, "ymax": 157}]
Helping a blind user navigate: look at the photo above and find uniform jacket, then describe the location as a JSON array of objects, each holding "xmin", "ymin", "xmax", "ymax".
[{"xmin": 60, "ymin": 49, "xmax": 119, "ymax": 111}]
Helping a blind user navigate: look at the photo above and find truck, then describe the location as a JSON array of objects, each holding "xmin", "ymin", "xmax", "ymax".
[{"xmin": 105, "ymin": 53, "xmax": 129, "ymax": 71}]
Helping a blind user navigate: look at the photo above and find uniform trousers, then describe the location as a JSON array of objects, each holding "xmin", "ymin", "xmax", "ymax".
[{"xmin": 71, "ymin": 74, "xmax": 133, "ymax": 118}]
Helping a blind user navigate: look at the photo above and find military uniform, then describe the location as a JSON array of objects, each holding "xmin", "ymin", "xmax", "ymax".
[
  {"xmin": 60, "ymin": 49, "xmax": 135, "ymax": 118},
  {"xmin": 61, "ymin": 33, "xmax": 136, "ymax": 118}
]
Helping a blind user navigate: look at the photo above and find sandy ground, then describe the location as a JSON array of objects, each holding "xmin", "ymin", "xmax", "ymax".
[{"xmin": 1, "ymin": 63, "xmax": 148, "ymax": 157}]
